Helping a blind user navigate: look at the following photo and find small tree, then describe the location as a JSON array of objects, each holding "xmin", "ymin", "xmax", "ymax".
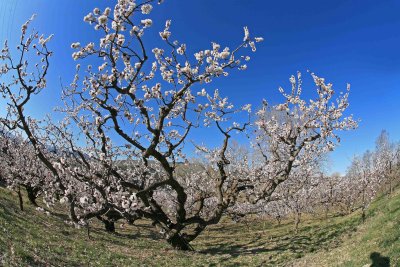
[
  {"xmin": 347, "ymin": 151, "xmax": 381, "ymax": 222},
  {"xmin": 375, "ymin": 130, "xmax": 398, "ymax": 195},
  {"xmin": 0, "ymin": 130, "xmax": 51, "ymax": 209},
  {"xmin": 242, "ymin": 72, "xmax": 357, "ymax": 205},
  {"xmin": 318, "ymin": 172, "xmax": 342, "ymax": 218}
]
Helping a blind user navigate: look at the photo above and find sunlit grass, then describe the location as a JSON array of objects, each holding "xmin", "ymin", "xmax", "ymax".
[
  {"xmin": 0, "ymin": 186, "xmax": 398, "ymax": 266},
  {"xmin": 295, "ymin": 189, "xmax": 400, "ymax": 266}
]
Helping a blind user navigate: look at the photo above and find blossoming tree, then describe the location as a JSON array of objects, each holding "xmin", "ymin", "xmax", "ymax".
[
  {"xmin": 238, "ymin": 72, "xmax": 358, "ymax": 205},
  {"xmin": 0, "ymin": 0, "xmax": 358, "ymax": 251},
  {"xmin": 1, "ymin": 0, "xmax": 263, "ymax": 250},
  {"xmin": 375, "ymin": 130, "xmax": 399, "ymax": 195}
]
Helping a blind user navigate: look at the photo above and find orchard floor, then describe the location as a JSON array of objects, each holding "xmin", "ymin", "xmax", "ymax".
[{"xmin": 0, "ymin": 187, "xmax": 399, "ymax": 266}]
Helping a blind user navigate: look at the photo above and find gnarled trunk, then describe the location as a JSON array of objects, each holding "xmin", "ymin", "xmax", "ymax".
[
  {"xmin": 166, "ymin": 233, "xmax": 192, "ymax": 251},
  {"xmin": 104, "ymin": 220, "xmax": 116, "ymax": 232},
  {"xmin": 96, "ymin": 215, "xmax": 116, "ymax": 233},
  {"xmin": 25, "ymin": 185, "xmax": 39, "ymax": 207}
]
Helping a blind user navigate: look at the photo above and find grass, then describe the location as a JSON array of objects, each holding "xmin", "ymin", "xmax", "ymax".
[
  {"xmin": 0, "ymin": 186, "xmax": 399, "ymax": 266},
  {"xmin": 293, "ymin": 189, "xmax": 400, "ymax": 266}
]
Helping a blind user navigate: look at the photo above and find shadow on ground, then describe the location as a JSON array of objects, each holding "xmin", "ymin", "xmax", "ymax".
[{"xmin": 370, "ymin": 252, "xmax": 390, "ymax": 267}]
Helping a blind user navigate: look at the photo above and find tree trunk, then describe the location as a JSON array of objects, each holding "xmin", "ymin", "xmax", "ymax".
[
  {"xmin": 96, "ymin": 216, "xmax": 116, "ymax": 233},
  {"xmin": 276, "ymin": 216, "xmax": 281, "ymax": 226},
  {"xmin": 17, "ymin": 187, "xmax": 23, "ymax": 211},
  {"xmin": 0, "ymin": 176, "xmax": 6, "ymax": 187},
  {"xmin": 104, "ymin": 220, "xmax": 115, "ymax": 232},
  {"xmin": 361, "ymin": 187, "xmax": 366, "ymax": 222},
  {"xmin": 388, "ymin": 162, "xmax": 393, "ymax": 196},
  {"xmin": 347, "ymin": 205, "xmax": 352, "ymax": 215},
  {"xmin": 25, "ymin": 186, "xmax": 39, "ymax": 207},
  {"xmin": 167, "ymin": 233, "xmax": 192, "ymax": 251},
  {"xmin": 69, "ymin": 199, "xmax": 79, "ymax": 223},
  {"xmin": 361, "ymin": 206, "xmax": 366, "ymax": 223},
  {"xmin": 87, "ymin": 221, "xmax": 91, "ymax": 240},
  {"xmin": 294, "ymin": 212, "xmax": 301, "ymax": 234}
]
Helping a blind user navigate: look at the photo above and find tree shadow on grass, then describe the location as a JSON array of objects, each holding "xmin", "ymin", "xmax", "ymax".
[
  {"xmin": 199, "ymin": 234, "xmax": 312, "ymax": 257},
  {"xmin": 370, "ymin": 252, "xmax": 390, "ymax": 267},
  {"xmin": 113, "ymin": 230, "xmax": 161, "ymax": 241},
  {"xmin": 197, "ymin": 218, "xmax": 360, "ymax": 266}
]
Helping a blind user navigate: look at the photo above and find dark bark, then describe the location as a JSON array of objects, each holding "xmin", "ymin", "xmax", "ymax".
[
  {"xmin": 167, "ymin": 233, "xmax": 192, "ymax": 251},
  {"xmin": 96, "ymin": 215, "xmax": 116, "ymax": 233},
  {"xmin": 104, "ymin": 220, "xmax": 115, "ymax": 232},
  {"xmin": 25, "ymin": 185, "xmax": 39, "ymax": 207},
  {"xmin": 361, "ymin": 208, "xmax": 366, "ymax": 223},
  {"xmin": 0, "ymin": 176, "xmax": 6, "ymax": 188},
  {"xmin": 17, "ymin": 187, "xmax": 23, "ymax": 211}
]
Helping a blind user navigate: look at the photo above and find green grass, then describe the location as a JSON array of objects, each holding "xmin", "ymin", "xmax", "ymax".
[
  {"xmin": 0, "ymin": 186, "xmax": 399, "ymax": 266},
  {"xmin": 294, "ymin": 190, "xmax": 400, "ymax": 266}
]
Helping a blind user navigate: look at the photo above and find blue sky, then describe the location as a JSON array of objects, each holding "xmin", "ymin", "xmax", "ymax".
[{"xmin": 1, "ymin": 0, "xmax": 400, "ymax": 174}]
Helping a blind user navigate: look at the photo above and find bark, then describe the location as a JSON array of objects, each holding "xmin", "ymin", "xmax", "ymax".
[
  {"xmin": 324, "ymin": 205, "xmax": 329, "ymax": 219},
  {"xmin": 104, "ymin": 220, "xmax": 115, "ymax": 233},
  {"xmin": 96, "ymin": 216, "xmax": 116, "ymax": 233},
  {"xmin": 17, "ymin": 187, "xmax": 24, "ymax": 211},
  {"xmin": 166, "ymin": 233, "xmax": 192, "ymax": 251},
  {"xmin": 25, "ymin": 185, "xmax": 39, "ymax": 207},
  {"xmin": 294, "ymin": 212, "xmax": 301, "ymax": 234},
  {"xmin": 276, "ymin": 216, "xmax": 281, "ymax": 225},
  {"xmin": 0, "ymin": 176, "xmax": 6, "ymax": 187},
  {"xmin": 389, "ymin": 177, "xmax": 393, "ymax": 196},
  {"xmin": 361, "ymin": 207, "xmax": 366, "ymax": 223}
]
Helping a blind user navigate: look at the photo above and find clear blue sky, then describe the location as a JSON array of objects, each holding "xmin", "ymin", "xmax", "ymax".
[{"xmin": 1, "ymin": 0, "xmax": 400, "ymax": 174}]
